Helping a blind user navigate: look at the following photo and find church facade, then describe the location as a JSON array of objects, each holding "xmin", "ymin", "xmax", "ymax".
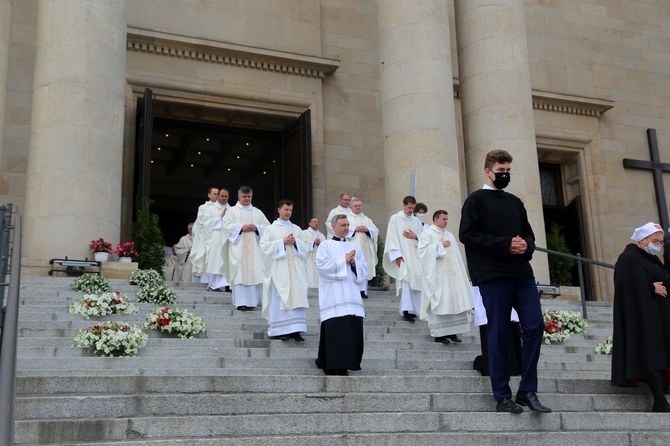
[{"xmin": 1, "ymin": 0, "xmax": 669, "ymax": 301}]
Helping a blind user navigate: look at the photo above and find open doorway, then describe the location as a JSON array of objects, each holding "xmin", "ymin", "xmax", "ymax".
[{"xmin": 134, "ymin": 90, "xmax": 312, "ymax": 247}]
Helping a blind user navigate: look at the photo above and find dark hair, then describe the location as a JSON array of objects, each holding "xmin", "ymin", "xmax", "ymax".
[
  {"xmin": 403, "ymin": 195, "xmax": 417, "ymax": 205},
  {"xmin": 218, "ymin": 188, "xmax": 229, "ymax": 194},
  {"xmin": 485, "ymin": 150, "xmax": 513, "ymax": 170},
  {"xmin": 238, "ymin": 185, "xmax": 253, "ymax": 195},
  {"xmin": 208, "ymin": 187, "xmax": 218, "ymax": 194},
  {"xmin": 432, "ymin": 209, "xmax": 448, "ymax": 221},
  {"xmin": 277, "ymin": 199, "xmax": 293, "ymax": 208},
  {"xmin": 340, "ymin": 193, "xmax": 350, "ymax": 199},
  {"xmin": 309, "ymin": 216, "xmax": 318, "ymax": 222},
  {"xmin": 415, "ymin": 202, "xmax": 428, "ymax": 213}
]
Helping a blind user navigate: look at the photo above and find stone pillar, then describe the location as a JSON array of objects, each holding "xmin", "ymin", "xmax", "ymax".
[
  {"xmin": 24, "ymin": 0, "xmax": 128, "ymax": 261},
  {"xmin": 454, "ymin": 0, "xmax": 548, "ymax": 282},
  {"xmin": 0, "ymin": 0, "xmax": 11, "ymax": 169},
  {"xmin": 378, "ymin": 0, "xmax": 462, "ymax": 219}
]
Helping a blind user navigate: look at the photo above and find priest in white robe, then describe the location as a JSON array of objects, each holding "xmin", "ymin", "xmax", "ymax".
[
  {"xmin": 315, "ymin": 214, "xmax": 368, "ymax": 376},
  {"xmin": 346, "ymin": 198, "xmax": 379, "ymax": 298},
  {"xmin": 221, "ymin": 185, "xmax": 270, "ymax": 310},
  {"xmin": 382, "ymin": 196, "xmax": 424, "ymax": 322},
  {"xmin": 205, "ymin": 188, "xmax": 232, "ymax": 292},
  {"xmin": 325, "ymin": 193, "xmax": 351, "ymax": 239},
  {"xmin": 418, "ymin": 210, "xmax": 474, "ymax": 344},
  {"xmin": 173, "ymin": 223, "xmax": 194, "ymax": 282},
  {"xmin": 301, "ymin": 217, "xmax": 325, "ymax": 288},
  {"xmin": 189, "ymin": 187, "xmax": 219, "ymax": 283},
  {"xmin": 260, "ymin": 199, "xmax": 310, "ymax": 341}
]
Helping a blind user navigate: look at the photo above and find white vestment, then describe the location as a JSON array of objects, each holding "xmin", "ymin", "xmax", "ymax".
[
  {"xmin": 383, "ymin": 210, "xmax": 424, "ymax": 315},
  {"xmin": 206, "ymin": 202, "xmax": 231, "ymax": 290},
  {"xmin": 190, "ymin": 201, "xmax": 221, "ymax": 280},
  {"xmin": 260, "ymin": 219, "xmax": 310, "ymax": 336},
  {"xmin": 316, "ymin": 239, "xmax": 367, "ymax": 322},
  {"xmin": 418, "ymin": 225, "xmax": 474, "ymax": 337},
  {"xmin": 325, "ymin": 205, "xmax": 349, "ymax": 239},
  {"xmin": 347, "ymin": 211, "xmax": 379, "ymax": 292},
  {"xmin": 301, "ymin": 228, "xmax": 325, "ymax": 288},
  {"xmin": 221, "ymin": 202, "xmax": 270, "ymax": 308},
  {"xmin": 173, "ymin": 233, "xmax": 193, "ymax": 282}
]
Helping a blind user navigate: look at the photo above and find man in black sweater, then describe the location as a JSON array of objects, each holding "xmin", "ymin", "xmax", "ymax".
[{"xmin": 459, "ymin": 150, "xmax": 551, "ymax": 414}]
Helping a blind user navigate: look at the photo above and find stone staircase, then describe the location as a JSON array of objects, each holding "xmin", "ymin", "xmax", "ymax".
[{"xmin": 9, "ymin": 276, "xmax": 669, "ymax": 445}]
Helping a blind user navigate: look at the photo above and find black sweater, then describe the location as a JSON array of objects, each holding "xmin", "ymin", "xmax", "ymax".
[{"xmin": 458, "ymin": 188, "xmax": 535, "ymax": 285}]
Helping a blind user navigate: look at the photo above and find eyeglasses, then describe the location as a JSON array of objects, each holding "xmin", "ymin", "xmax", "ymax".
[{"xmin": 649, "ymin": 238, "xmax": 664, "ymax": 246}]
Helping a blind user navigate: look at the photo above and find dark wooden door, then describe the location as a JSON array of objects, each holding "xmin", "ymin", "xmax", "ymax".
[
  {"xmin": 280, "ymin": 109, "xmax": 312, "ymax": 227},
  {"xmin": 134, "ymin": 88, "xmax": 154, "ymax": 212}
]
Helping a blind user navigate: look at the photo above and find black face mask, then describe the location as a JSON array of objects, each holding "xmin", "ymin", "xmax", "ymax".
[{"xmin": 491, "ymin": 172, "xmax": 511, "ymax": 190}]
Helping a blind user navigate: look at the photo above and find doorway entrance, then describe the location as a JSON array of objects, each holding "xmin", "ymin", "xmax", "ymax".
[{"xmin": 134, "ymin": 89, "xmax": 313, "ymax": 247}]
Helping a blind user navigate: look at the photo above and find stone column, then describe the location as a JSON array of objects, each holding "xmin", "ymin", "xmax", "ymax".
[
  {"xmin": 24, "ymin": 0, "xmax": 128, "ymax": 261},
  {"xmin": 0, "ymin": 0, "xmax": 11, "ymax": 169},
  {"xmin": 378, "ymin": 0, "xmax": 462, "ymax": 219},
  {"xmin": 455, "ymin": 0, "xmax": 549, "ymax": 281}
]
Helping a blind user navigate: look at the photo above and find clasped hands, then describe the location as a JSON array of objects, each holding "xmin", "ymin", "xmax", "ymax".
[
  {"xmin": 510, "ymin": 235, "xmax": 527, "ymax": 254},
  {"xmin": 345, "ymin": 249, "xmax": 356, "ymax": 264},
  {"xmin": 654, "ymin": 282, "xmax": 667, "ymax": 298},
  {"xmin": 241, "ymin": 223, "xmax": 257, "ymax": 233}
]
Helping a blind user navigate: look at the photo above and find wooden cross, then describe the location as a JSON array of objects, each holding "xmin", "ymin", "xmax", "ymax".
[{"xmin": 623, "ymin": 128, "xmax": 670, "ymax": 236}]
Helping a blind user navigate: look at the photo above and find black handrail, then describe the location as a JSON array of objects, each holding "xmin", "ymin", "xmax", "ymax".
[
  {"xmin": 535, "ymin": 246, "xmax": 615, "ymax": 319},
  {"xmin": 0, "ymin": 205, "xmax": 20, "ymax": 446}
]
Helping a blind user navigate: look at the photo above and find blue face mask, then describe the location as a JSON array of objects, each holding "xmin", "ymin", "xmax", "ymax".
[
  {"xmin": 645, "ymin": 241, "xmax": 662, "ymax": 256},
  {"xmin": 416, "ymin": 213, "xmax": 425, "ymax": 223}
]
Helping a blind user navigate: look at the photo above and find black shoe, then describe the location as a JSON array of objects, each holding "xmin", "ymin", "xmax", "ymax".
[
  {"xmin": 496, "ymin": 397, "xmax": 523, "ymax": 414},
  {"xmin": 447, "ymin": 335, "xmax": 462, "ymax": 343},
  {"xmin": 236, "ymin": 306, "xmax": 248, "ymax": 311},
  {"xmin": 434, "ymin": 336, "xmax": 450, "ymax": 344},
  {"xmin": 225, "ymin": 286, "xmax": 231, "ymax": 292},
  {"xmin": 403, "ymin": 311, "xmax": 416, "ymax": 323},
  {"xmin": 360, "ymin": 291, "xmax": 368, "ymax": 299},
  {"xmin": 290, "ymin": 333, "xmax": 305, "ymax": 342},
  {"xmin": 336, "ymin": 369, "xmax": 349, "ymax": 376},
  {"xmin": 208, "ymin": 287, "xmax": 223, "ymax": 292},
  {"xmin": 278, "ymin": 335, "xmax": 290, "ymax": 341},
  {"xmin": 324, "ymin": 369, "xmax": 337, "ymax": 375},
  {"xmin": 652, "ymin": 401, "xmax": 670, "ymax": 412},
  {"xmin": 515, "ymin": 392, "xmax": 552, "ymax": 413}
]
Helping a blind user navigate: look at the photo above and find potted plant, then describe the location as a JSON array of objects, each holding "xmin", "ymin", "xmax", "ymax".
[
  {"xmin": 89, "ymin": 238, "xmax": 113, "ymax": 262},
  {"xmin": 113, "ymin": 241, "xmax": 138, "ymax": 262}
]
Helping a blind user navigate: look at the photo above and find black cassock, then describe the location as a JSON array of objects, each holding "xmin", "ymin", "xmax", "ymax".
[{"xmin": 612, "ymin": 244, "xmax": 670, "ymax": 386}]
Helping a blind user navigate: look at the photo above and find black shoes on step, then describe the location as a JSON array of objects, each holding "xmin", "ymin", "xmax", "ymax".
[
  {"xmin": 434, "ymin": 336, "xmax": 450, "ymax": 344},
  {"xmin": 403, "ymin": 311, "xmax": 416, "ymax": 323},
  {"xmin": 447, "ymin": 335, "xmax": 462, "ymax": 343},
  {"xmin": 496, "ymin": 398, "xmax": 523, "ymax": 414},
  {"xmin": 515, "ymin": 392, "xmax": 552, "ymax": 413}
]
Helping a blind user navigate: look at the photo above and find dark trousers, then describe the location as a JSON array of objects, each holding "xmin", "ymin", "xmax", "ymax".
[{"xmin": 479, "ymin": 277, "xmax": 544, "ymax": 401}]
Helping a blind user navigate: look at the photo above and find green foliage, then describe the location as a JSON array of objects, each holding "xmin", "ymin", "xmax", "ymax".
[
  {"xmin": 131, "ymin": 202, "xmax": 166, "ymax": 274},
  {"xmin": 546, "ymin": 222, "xmax": 575, "ymax": 286},
  {"xmin": 369, "ymin": 237, "xmax": 387, "ymax": 288}
]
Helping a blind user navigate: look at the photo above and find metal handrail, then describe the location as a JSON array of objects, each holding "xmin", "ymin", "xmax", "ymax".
[
  {"xmin": 535, "ymin": 246, "xmax": 615, "ymax": 319},
  {"xmin": 0, "ymin": 208, "xmax": 20, "ymax": 446}
]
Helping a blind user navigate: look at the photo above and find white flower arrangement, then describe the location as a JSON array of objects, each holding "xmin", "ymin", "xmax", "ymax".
[
  {"xmin": 128, "ymin": 269, "xmax": 164, "ymax": 288},
  {"xmin": 72, "ymin": 274, "xmax": 112, "ymax": 294},
  {"xmin": 73, "ymin": 321, "xmax": 148, "ymax": 357},
  {"xmin": 542, "ymin": 309, "xmax": 589, "ymax": 344},
  {"xmin": 144, "ymin": 307, "xmax": 206, "ymax": 339},
  {"xmin": 136, "ymin": 284, "xmax": 178, "ymax": 305},
  {"xmin": 68, "ymin": 291, "xmax": 139, "ymax": 319},
  {"xmin": 595, "ymin": 336, "xmax": 613, "ymax": 355}
]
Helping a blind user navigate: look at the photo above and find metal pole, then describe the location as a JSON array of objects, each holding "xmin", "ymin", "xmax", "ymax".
[
  {"xmin": 576, "ymin": 253, "xmax": 587, "ymax": 320},
  {"xmin": 0, "ymin": 214, "xmax": 21, "ymax": 446}
]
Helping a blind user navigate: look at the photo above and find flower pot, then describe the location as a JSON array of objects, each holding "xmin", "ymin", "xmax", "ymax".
[
  {"xmin": 119, "ymin": 256, "xmax": 132, "ymax": 263},
  {"xmin": 94, "ymin": 252, "xmax": 110, "ymax": 262}
]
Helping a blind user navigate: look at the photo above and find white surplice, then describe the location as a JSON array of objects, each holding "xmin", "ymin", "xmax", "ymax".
[
  {"xmin": 221, "ymin": 202, "xmax": 270, "ymax": 308},
  {"xmin": 173, "ymin": 233, "xmax": 193, "ymax": 282},
  {"xmin": 316, "ymin": 239, "xmax": 367, "ymax": 322},
  {"xmin": 260, "ymin": 219, "xmax": 310, "ymax": 336},
  {"xmin": 382, "ymin": 210, "xmax": 424, "ymax": 315},
  {"xmin": 418, "ymin": 224, "xmax": 474, "ymax": 337},
  {"xmin": 301, "ymin": 228, "xmax": 325, "ymax": 288},
  {"xmin": 190, "ymin": 201, "xmax": 221, "ymax": 279},
  {"xmin": 325, "ymin": 206, "xmax": 349, "ymax": 240},
  {"xmin": 206, "ymin": 202, "xmax": 231, "ymax": 290},
  {"xmin": 346, "ymin": 210, "xmax": 379, "ymax": 293}
]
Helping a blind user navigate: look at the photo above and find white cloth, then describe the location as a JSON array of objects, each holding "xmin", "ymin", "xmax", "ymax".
[
  {"xmin": 260, "ymin": 219, "xmax": 310, "ymax": 336},
  {"xmin": 325, "ymin": 205, "xmax": 349, "ymax": 239},
  {"xmin": 206, "ymin": 202, "xmax": 231, "ymax": 288},
  {"xmin": 302, "ymin": 228, "xmax": 325, "ymax": 288},
  {"xmin": 173, "ymin": 233, "xmax": 193, "ymax": 282},
  {"xmin": 190, "ymin": 201, "xmax": 221, "ymax": 276},
  {"xmin": 418, "ymin": 225, "xmax": 474, "ymax": 336},
  {"xmin": 383, "ymin": 210, "xmax": 424, "ymax": 316},
  {"xmin": 346, "ymin": 210, "xmax": 379, "ymax": 282},
  {"xmin": 631, "ymin": 221, "xmax": 663, "ymax": 242},
  {"xmin": 316, "ymin": 239, "xmax": 367, "ymax": 322},
  {"xmin": 231, "ymin": 284, "xmax": 262, "ymax": 308}
]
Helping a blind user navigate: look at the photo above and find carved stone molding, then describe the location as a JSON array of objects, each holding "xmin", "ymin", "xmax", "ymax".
[{"xmin": 127, "ymin": 27, "xmax": 340, "ymax": 79}]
